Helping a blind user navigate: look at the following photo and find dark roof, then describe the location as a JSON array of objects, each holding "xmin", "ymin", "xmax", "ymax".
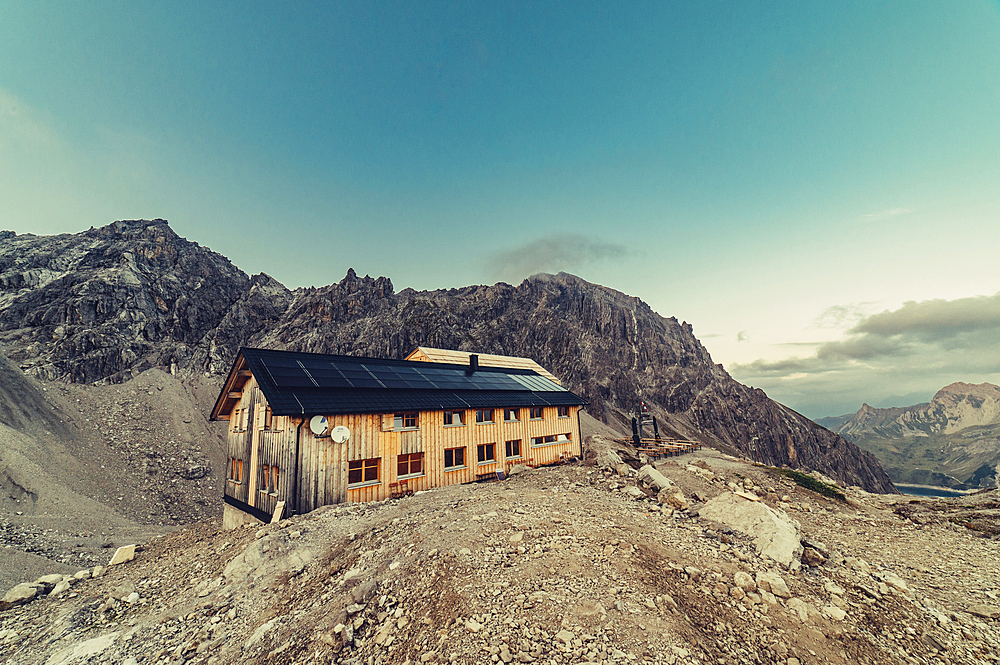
[{"xmin": 234, "ymin": 347, "xmax": 586, "ymax": 417}]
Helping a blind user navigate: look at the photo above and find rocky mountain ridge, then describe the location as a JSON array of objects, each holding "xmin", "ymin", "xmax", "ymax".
[
  {"xmin": 0, "ymin": 219, "xmax": 894, "ymax": 493},
  {"xmin": 818, "ymin": 384, "xmax": 1000, "ymax": 489}
]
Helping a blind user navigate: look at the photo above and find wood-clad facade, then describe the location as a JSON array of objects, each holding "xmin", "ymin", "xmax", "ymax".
[{"xmin": 211, "ymin": 348, "xmax": 585, "ymax": 526}]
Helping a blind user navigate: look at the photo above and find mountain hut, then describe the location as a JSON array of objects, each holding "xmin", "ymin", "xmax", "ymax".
[{"xmin": 210, "ymin": 347, "xmax": 586, "ymax": 528}]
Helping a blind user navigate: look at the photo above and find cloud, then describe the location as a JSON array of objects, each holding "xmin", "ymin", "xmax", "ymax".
[
  {"xmin": 0, "ymin": 87, "xmax": 62, "ymax": 151},
  {"xmin": 736, "ymin": 330, "xmax": 748, "ymax": 342},
  {"xmin": 861, "ymin": 207, "xmax": 914, "ymax": 222},
  {"xmin": 730, "ymin": 292, "xmax": 1000, "ymax": 417},
  {"xmin": 851, "ymin": 294, "xmax": 1000, "ymax": 342},
  {"xmin": 813, "ymin": 303, "xmax": 873, "ymax": 329},
  {"xmin": 485, "ymin": 234, "xmax": 631, "ymax": 283}
]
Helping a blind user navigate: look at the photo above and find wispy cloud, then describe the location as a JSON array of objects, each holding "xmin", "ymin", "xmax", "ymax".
[
  {"xmin": 736, "ymin": 330, "xmax": 748, "ymax": 342},
  {"xmin": 730, "ymin": 292, "xmax": 1000, "ymax": 417},
  {"xmin": 861, "ymin": 207, "xmax": 914, "ymax": 222},
  {"xmin": 485, "ymin": 234, "xmax": 631, "ymax": 283},
  {"xmin": 0, "ymin": 87, "xmax": 62, "ymax": 151}
]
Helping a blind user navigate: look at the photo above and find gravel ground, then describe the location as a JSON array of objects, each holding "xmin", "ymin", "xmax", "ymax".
[{"xmin": 1, "ymin": 443, "xmax": 998, "ymax": 665}]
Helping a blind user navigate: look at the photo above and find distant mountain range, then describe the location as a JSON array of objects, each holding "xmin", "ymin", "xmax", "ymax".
[
  {"xmin": 0, "ymin": 219, "xmax": 895, "ymax": 493},
  {"xmin": 817, "ymin": 383, "xmax": 1000, "ymax": 489}
]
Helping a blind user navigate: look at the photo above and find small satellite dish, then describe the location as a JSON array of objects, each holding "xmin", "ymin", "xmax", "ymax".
[
  {"xmin": 330, "ymin": 425, "xmax": 351, "ymax": 443},
  {"xmin": 309, "ymin": 415, "xmax": 329, "ymax": 436}
]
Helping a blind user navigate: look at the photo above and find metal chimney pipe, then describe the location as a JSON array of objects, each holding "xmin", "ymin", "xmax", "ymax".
[{"xmin": 469, "ymin": 354, "xmax": 479, "ymax": 372}]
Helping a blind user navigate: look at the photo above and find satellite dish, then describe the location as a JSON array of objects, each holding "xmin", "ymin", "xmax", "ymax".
[
  {"xmin": 309, "ymin": 415, "xmax": 329, "ymax": 436},
  {"xmin": 330, "ymin": 425, "xmax": 351, "ymax": 443}
]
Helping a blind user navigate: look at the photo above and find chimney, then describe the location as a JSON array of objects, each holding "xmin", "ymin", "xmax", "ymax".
[{"xmin": 469, "ymin": 354, "xmax": 479, "ymax": 372}]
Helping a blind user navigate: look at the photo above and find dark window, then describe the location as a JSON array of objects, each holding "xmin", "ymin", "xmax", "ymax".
[
  {"xmin": 476, "ymin": 409, "xmax": 494, "ymax": 423},
  {"xmin": 260, "ymin": 464, "xmax": 279, "ymax": 494},
  {"xmin": 444, "ymin": 447, "xmax": 466, "ymax": 469},
  {"xmin": 557, "ymin": 406, "xmax": 570, "ymax": 418},
  {"xmin": 503, "ymin": 408, "xmax": 519, "ymax": 422},
  {"xmin": 477, "ymin": 443, "xmax": 496, "ymax": 464},
  {"xmin": 505, "ymin": 439, "xmax": 521, "ymax": 458},
  {"xmin": 443, "ymin": 410, "xmax": 464, "ymax": 426},
  {"xmin": 348, "ymin": 458, "xmax": 380, "ymax": 485},
  {"xmin": 394, "ymin": 412, "xmax": 418, "ymax": 429},
  {"xmin": 532, "ymin": 434, "xmax": 568, "ymax": 447},
  {"xmin": 397, "ymin": 452, "xmax": 424, "ymax": 477},
  {"xmin": 529, "ymin": 407, "xmax": 543, "ymax": 420},
  {"xmin": 229, "ymin": 458, "xmax": 243, "ymax": 482}
]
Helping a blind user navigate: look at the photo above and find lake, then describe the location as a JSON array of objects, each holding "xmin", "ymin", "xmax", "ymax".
[{"xmin": 896, "ymin": 483, "xmax": 967, "ymax": 498}]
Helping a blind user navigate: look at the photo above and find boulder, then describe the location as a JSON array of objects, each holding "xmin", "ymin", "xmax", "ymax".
[
  {"xmin": 756, "ymin": 571, "xmax": 792, "ymax": 599},
  {"xmin": 1, "ymin": 583, "xmax": 40, "ymax": 611},
  {"xmin": 108, "ymin": 545, "xmax": 136, "ymax": 566},
  {"xmin": 657, "ymin": 486, "xmax": 689, "ymax": 510},
  {"xmin": 699, "ymin": 492, "xmax": 803, "ymax": 567},
  {"xmin": 637, "ymin": 465, "xmax": 674, "ymax": 492}
]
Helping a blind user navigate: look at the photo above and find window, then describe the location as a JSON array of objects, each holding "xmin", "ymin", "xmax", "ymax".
[
  {"xmin": 444, "ymin": 447, "xmax": 466, "ymax": 470},
  {"xmin": 260, "ymin": 464, "xmax": 279, "ymax": 495},
  {"xmin": 557, "ymin": 406, "xmax": 570, "ymax": 418},
  {"xmin": 232, "ymin": 408, "xmax": 246, "ymax": 432},
  {"xmin": 397, "ymin": 452, "xmax": 424, "ymax": 478},
  {"xmin": 505, "ymin": 439, "xmax": 522, "ymax": 458},
  {"xmin": 443, "ymin": 410, "xmax": 464, "ymax": 426},
  {"xmin": 394, "ymin": 412, "xmax": 418, "ymax": 430},
  {"xmin": 532, "ymin": 433, "xmax": 570, "ymax": 447},
  {"xmin": 262, "ymin": 406, "xmax": 273, "ymax": 430},
  {"xmin": 476, "ymin": 409, "xmax": 494, "ymax": 423},
  {"xmin": 529, "ymin": 407, "xmax": 543, "ymax": 420},
  {"xmin": 477, "ymin": 443, "xmax": 496, "ymax": 464},
  {"xmin": 503, "ymin": 408, "xmax": 520, "ymax": 422},
  {"xmin": 228, "ymin": 457, "xmax": 243, "ymax": 483},
  {"xmin": 348, "ymin": 458, "xmax": 380, "ymax": 486}
]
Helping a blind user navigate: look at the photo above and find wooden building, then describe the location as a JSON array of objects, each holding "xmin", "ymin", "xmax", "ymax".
[{"xmin": 210, "ymin": 348, "xmax": 587, "ymax": 527}]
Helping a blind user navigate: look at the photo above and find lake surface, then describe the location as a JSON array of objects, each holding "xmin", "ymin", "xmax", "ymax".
[{"xmin": 896, "ymin": 484, "xmax": 967, "ymax": 498}]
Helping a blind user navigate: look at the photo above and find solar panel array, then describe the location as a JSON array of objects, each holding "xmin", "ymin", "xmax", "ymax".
[{"xmin": 241, "ymin": 348, "xmax": 584, "ymax": 416}]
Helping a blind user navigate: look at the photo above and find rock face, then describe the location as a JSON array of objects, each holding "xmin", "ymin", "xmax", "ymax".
[
  {"xmin": 0, "ymin": 220, "xmax": 895, "ymax": 493},
  {"xmin": 819, "ymin": 383, "xmax": 1000, "ymax": 489}
]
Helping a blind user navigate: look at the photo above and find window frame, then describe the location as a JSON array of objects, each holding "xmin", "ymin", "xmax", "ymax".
[
  {"xmin": 397, "ymin": 452, "xmax": 425, "ymax": 479},
  {"xmin": 477, "ymin": 442, "xmax": 496, "ymax": 465},
  {"xmin": 228, "ymin": 457, "xmax": 243, "ymax": 483},
  {"xmin": 475, "ymin": 409, "xmax": 494, "ymax": 424},
  {"xmin": 262, "ymin": 406, "xmax": 273, "ymax": 430},
  {"xmin": 531, "ymin": 433, "xmax": 571, "ymax": 447},
  {"xmin": 529, "ymin": 407, "xmax": 544, "ymax": 420},
  {"xmin": 348, "ymin": 458, "xmax": 381, "ymax": 488},
  {"xmin": 259, "ymin": 464, "xmax": 279, "ymax": 496},
  {"xmin": 444, "ymin": 446, "xmax": 466, "ymax": 471},
  {"xmin": 557, "ymin": 406, "xmax": 570, "ymax": 418},
  {"xmin": 443, "ymin": 410, "xmax": 465, "ymax": 427},
  {"xmin": 503, "ymin": 408, "xmax": 520, "ymax": 422},
  {"xmin": 505, "ymin": 439, "xmax": 522, "ymax": 459},
  {"xmin": 394, "ymin": 412, "xmax": 419, "ymax": 430}
]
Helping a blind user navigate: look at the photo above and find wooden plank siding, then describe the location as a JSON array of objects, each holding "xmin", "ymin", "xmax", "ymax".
[{"xmin": 227, "ymin": 382, "xmax": 582, "ymax": 515}]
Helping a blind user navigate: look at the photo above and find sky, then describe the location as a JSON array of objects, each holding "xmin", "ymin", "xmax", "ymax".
[{"xmin": 2, "ymin": 1, "xmax": 999, "ymax": 418}]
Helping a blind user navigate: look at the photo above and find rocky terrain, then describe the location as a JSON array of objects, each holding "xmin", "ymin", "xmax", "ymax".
[
  {"xmin": 819, "ymin": 384, "xmax": 1000, "ymax": 489},
  {"xmin": 0, "ymin": 219, "xmax": 894, "ymax": 494},
  {"xmin": 1, "ymin": 443, "xmax": 997, "ymax": 665},
  {"xmin": 0, "ymin": 351, "xmax": 226, "ymax": 591}
]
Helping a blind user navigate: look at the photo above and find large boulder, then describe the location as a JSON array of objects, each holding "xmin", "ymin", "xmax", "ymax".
[
  {"xmin": 1, "ymin": 583, "xmax": 41, "ymax": 611},
  {"xmin": 699, "ymin": 492, "xmax": 803, "ymax": 567},
  {"xmin": 657, "ymin": 486, "xmax": 689, "ymax": 510},
  {"xmin": 637, "ymin": 465, "xmax": 674, "ymax": 492}
]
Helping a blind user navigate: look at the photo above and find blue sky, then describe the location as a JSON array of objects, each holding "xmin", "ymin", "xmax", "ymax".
[{"xmin": 2, "ymin": 1, "xmax": 999, "ymax": 417}]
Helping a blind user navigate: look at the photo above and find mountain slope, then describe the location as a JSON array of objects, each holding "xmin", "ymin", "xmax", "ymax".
[
  {"xmin": 822, "ymin": 383, "xmax": 1000, "ymax": 488},
  {"xmin": 0, "ymin": 220, "xmax": 895, "ymax": 493}
]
